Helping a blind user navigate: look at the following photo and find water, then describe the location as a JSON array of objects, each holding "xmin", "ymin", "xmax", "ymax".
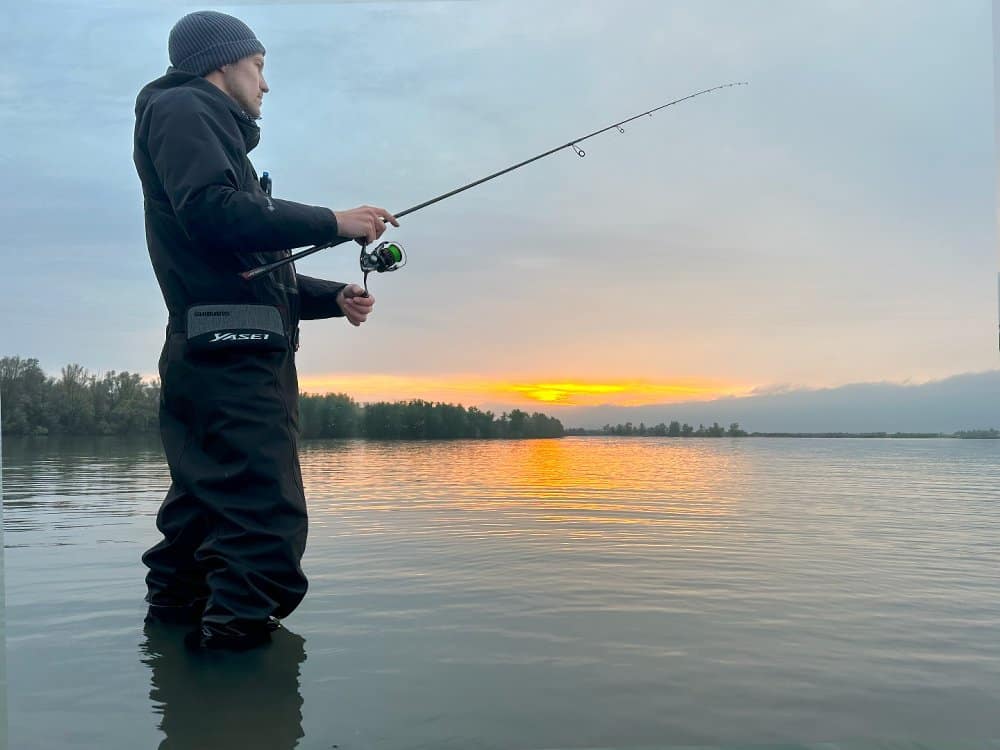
[{"xmin": 3, "ymin": 435, "xmax": 1000, "ymax": 749}]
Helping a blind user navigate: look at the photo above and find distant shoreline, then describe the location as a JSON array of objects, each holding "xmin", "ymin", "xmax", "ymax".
[
  {"xmin": 563, "ymin": 429, "xmax": 1000, "ymax": 439},
  {"xmin": 4, "ymin": 431, "xmax": 999, "ymax": 441}
]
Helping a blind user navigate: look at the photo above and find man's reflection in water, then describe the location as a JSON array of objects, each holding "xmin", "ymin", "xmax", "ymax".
[{"xmin": 141, "ymin": 622, "xmax": 307, "ymax": 750}]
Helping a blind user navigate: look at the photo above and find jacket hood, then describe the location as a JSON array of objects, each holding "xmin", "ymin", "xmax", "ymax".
[{"xmin": 135, "ymin": 67, "xmax": 261, "ymax": 151}]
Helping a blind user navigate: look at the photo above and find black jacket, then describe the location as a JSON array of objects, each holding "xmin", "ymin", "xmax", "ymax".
[{"xmin": 133, "ymin": 69, "xmax": 348, "ymax": 329}]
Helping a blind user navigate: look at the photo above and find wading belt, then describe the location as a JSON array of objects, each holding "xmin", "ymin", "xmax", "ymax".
[{"xmin": 168, "ymin": 304, "xmax": 299, "ymax": 353}]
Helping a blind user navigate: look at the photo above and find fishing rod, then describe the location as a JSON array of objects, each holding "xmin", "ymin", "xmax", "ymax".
[{"xmin": 240, "ymin": 81, "xmax": 748, "ymax": 284}]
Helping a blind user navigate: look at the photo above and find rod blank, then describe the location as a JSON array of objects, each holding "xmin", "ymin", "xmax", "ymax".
[{"xmin": 240, "ymin": 81, "xmax": 747, "ymax": 281}]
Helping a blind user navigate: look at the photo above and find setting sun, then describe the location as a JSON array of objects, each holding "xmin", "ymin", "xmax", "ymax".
[{"xmin": 297, "ymin": 374, "xmax": 753, "ymax": 408}]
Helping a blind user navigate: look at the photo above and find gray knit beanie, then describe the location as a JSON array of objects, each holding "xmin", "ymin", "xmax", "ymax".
[{"xmin": 168, "ymin": 11, "xmax": 265, "ymax": 76}]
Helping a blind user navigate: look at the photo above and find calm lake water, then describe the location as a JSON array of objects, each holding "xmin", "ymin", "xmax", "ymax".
[{"xmin": 2, "ymin": 435, "xmax": 999, "ymax": 750}]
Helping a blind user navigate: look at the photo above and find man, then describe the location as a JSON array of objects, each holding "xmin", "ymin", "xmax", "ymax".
[{"xmin": 133, "ymin": 10, "xmax": 398, "ymax": 650}]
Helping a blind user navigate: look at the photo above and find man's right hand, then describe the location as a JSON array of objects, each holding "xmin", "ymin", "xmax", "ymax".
[{"xmin": 332, "ymin": 205, "xmax": 399, "ymax": 245}]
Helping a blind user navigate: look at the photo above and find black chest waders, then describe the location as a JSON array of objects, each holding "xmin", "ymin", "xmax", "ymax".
[{"xmin": 142, "ymin": 300, "xmax": 308, "ymax": 639}]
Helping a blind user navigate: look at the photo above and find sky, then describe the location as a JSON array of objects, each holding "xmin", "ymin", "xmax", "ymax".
[{"xmin": 0, "ymin": 0, "xmax": 996, "ymax": 421}]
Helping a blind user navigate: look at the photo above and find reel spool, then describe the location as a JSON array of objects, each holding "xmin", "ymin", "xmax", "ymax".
[
  {"xmin": 360, "ymin": 241, "xmax": 406, "ymax": 274},
  {"xmin": 359, "ymin": 240, "xmax": 406, "ymax": 295}
]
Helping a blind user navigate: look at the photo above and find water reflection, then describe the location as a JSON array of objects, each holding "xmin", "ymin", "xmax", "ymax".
[
  {"xmin": 299, "ymin": 437, "xmax": 746, "ymax": 525},
  {"xmin": 2, "ymin": 435, "xmax": 167, "ymax": 535},
  {"xmin": 141, "ymin": 623, "xmax": 307, "ymax": 750},
  {"xmin": 6, "ymin": 437, "xmax": 1000, "ymax": 748}
]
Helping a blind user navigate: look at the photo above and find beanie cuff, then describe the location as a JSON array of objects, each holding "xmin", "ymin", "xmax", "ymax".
[{"xmin": 174, "ymin": 38, "xmax": 266, "ymax": 76}]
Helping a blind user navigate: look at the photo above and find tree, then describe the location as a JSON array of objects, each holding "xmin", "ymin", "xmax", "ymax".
[
  {"xmin": 0, "ymin": 356, "xmax": 51, "ymax": 434},
  {"xmin": 94, "ymin": 371, "xmax": 156, "ymax": 434},
  {"xmin": 299, "ymin": 393, "xmax": 361, "ymax": 438},
  {"xmin": 506, "ymin": 409, "xmax": 528, "ymax": 438},
  {"xmin": 51, "ymin": 364, "xmax": 97, "ymax": 434}
]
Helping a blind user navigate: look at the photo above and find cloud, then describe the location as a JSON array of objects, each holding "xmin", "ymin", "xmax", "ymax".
[
  {"xmin": 559, "ymin": 370, "xmax": 1000, "ymax": 433},
  {"xmin": 1, "ymin": 1, "xmax": 994, "ymax": 394}
]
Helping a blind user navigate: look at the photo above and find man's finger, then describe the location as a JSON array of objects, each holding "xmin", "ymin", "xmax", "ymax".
[{"xmin": 341, "ymin": 286, "xmax": 374, "ymax": 309}]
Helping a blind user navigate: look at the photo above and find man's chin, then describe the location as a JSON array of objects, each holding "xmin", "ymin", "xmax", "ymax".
[{"xmin": 239, "ymin": 99, "xmax": 262, "ymax": 119}]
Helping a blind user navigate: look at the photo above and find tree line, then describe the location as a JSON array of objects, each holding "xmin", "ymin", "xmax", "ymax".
[
  {"xmin": 569, "ymin": 424, "xmax": 999, "ymax": 439},
  {"xmin": 565, "ymin": 421, "xmax": 749, "ymax": 437},
  {"xmin": 299, "ymin": 393, "xmax": 563, "ymax": 439},
  {"xmin": 0, "ymin": 357, "xmax": 563, "ymax": 439},
  {"xmin": 1, "ymin": 357, "xmax": 159, "ymax": 436}
]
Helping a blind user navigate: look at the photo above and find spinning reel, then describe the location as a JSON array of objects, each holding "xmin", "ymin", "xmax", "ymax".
[{"xmin": 359, "ymin": 240, "xmax": 406, "ymax": 295}]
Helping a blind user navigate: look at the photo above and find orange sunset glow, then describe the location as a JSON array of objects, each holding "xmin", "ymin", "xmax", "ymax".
[{"xmin": 297, "ymin": 374, "xmax": 753, "ymax": 408}]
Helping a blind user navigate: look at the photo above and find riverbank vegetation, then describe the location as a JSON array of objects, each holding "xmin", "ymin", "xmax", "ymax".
[{"xmin": 0, "ymin": 357, "xmax": 562, "ymax": 439}]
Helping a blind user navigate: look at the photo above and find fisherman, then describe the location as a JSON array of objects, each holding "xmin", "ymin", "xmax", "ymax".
[{"xmin": 133, "ymin": 9, "xmax": 398, "ymax": 650}]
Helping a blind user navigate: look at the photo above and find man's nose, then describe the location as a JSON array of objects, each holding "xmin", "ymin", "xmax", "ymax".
[{"xmin": 261, "ymin": 77, "xmax": 269, "ymax": 93}]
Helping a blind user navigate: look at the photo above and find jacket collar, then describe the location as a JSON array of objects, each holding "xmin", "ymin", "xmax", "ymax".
[{"xmin": 168, "ymin": 68, "xmax": 262, "ymax": 152}]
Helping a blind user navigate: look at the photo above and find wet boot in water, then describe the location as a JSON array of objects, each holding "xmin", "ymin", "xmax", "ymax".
[
  {"xmin": 184, "ymin": 617, "xmax": 283, "ymax": 651},
  {"xmin": 145, "ymin": 599, "xmax": 207, "ymax": 626}
]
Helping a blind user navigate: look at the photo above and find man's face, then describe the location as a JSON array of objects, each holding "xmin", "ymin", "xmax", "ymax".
[{"xmin": 222, "ymin": 53, "xmax": 268, "ymax": 119}]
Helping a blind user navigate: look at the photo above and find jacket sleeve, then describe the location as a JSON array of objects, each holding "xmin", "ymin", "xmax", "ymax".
[
  {"xmin": 297, "ymin": 274, "xmax": 349, "ymax": 319},
  {"xmin": 145, "ymin": 93, "xmax": 340, "ymax": 254}
]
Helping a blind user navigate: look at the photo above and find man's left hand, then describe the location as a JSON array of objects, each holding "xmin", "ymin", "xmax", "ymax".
[{"xmin": 337, "ymin": 284, "xmax": 375, "ymax": 327}]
